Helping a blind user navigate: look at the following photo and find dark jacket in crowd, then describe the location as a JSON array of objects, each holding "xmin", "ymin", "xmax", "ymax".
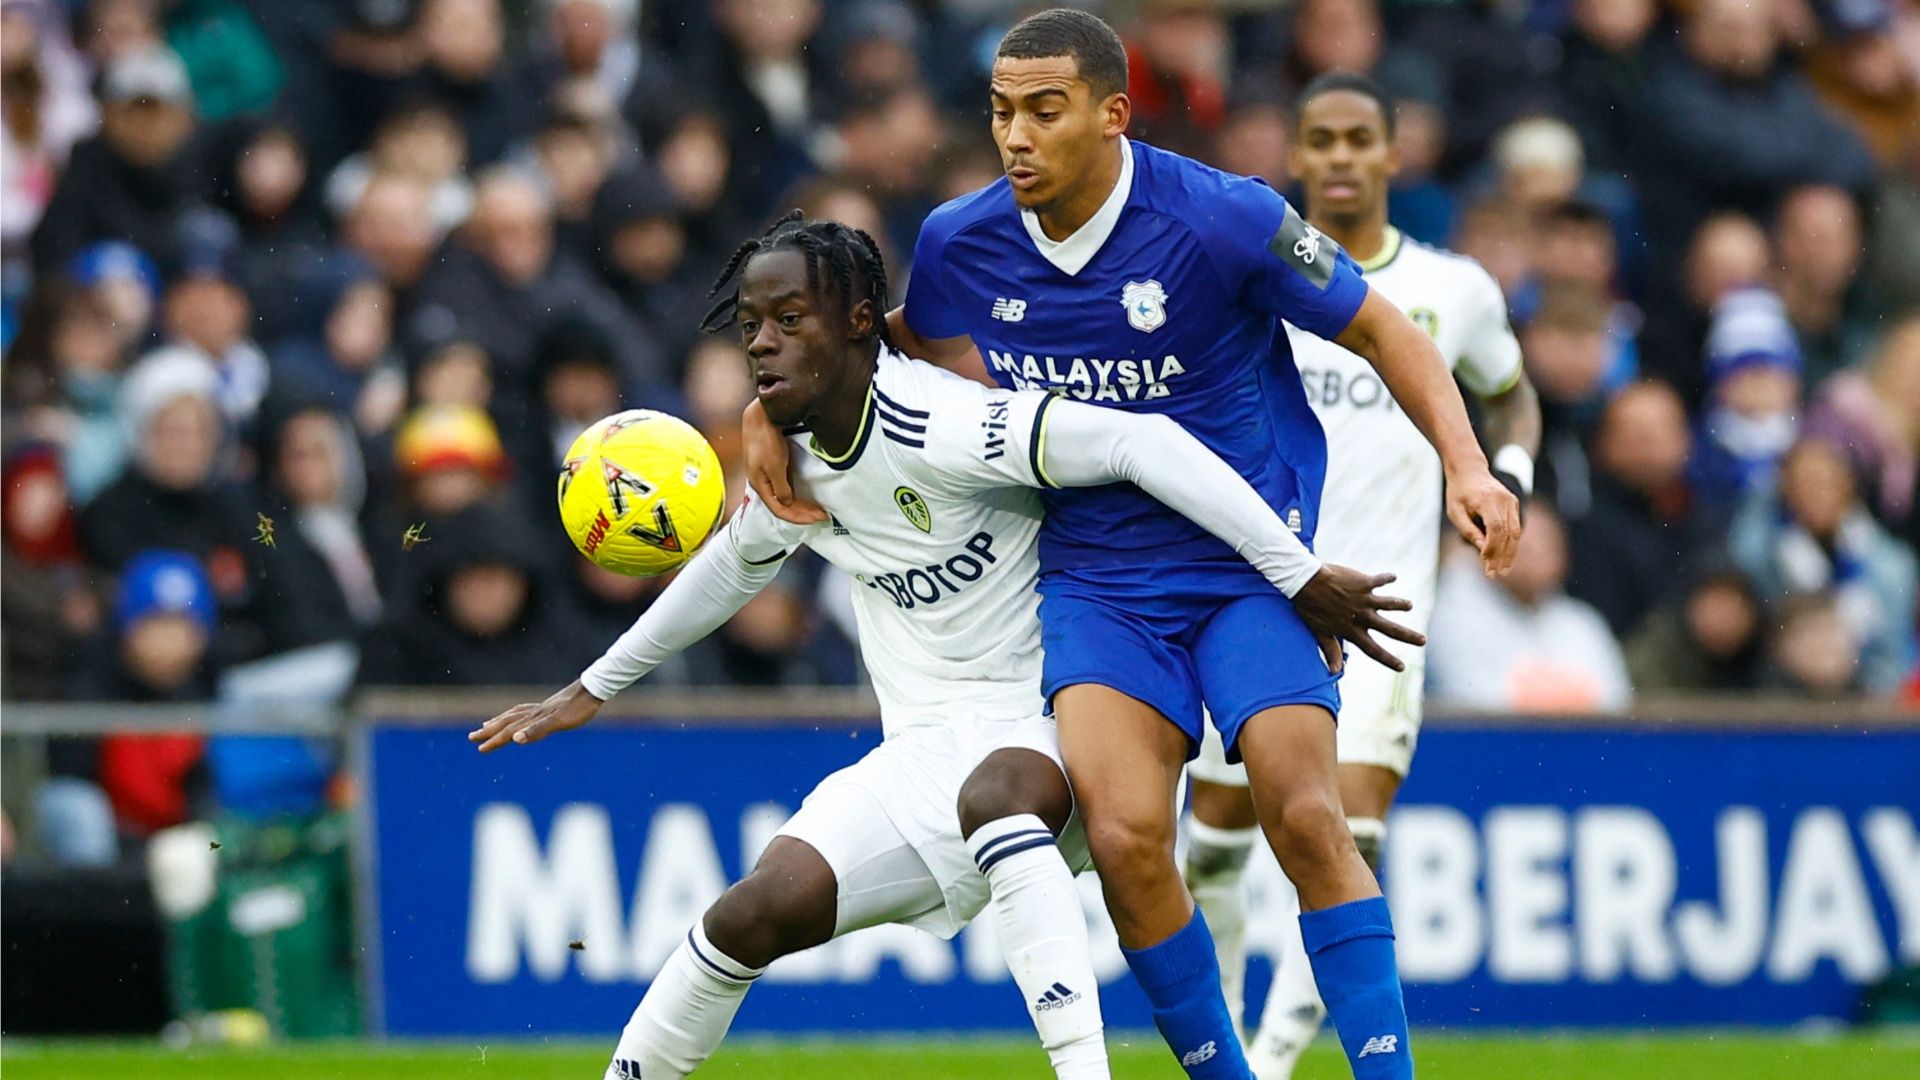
[
  {"xmin": 29, "ymin": 136, "xmax": 208, "ymax": 273},
  {"xmin": 1565, "ymin": 476, "xmax": 1707, "ymax": 638}
]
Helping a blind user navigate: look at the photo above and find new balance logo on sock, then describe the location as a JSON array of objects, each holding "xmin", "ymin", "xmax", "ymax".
[
  {"xmin": 1180, "ymin": 1041, "xmax": 1217, "ymax": 1067},
  {"xmin": 1033, "ymin": 981, "xmax": 1082, "ymax": 1011},
  {"xmin": 1358, "ymin": 1035, "xmax": 1400, "ymax": 1058}
]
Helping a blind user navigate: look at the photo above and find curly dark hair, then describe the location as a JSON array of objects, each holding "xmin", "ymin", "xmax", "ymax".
[{"xmin": 701, "ymin": 210, "xmax": 892, "ymax": 348}]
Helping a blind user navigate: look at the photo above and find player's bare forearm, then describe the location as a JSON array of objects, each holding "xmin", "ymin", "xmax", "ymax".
[
  {"xmin": 884, "ymin": 307, "xmax": 991, "ymax": 385},
  {"xmin": 1334, "ymin": 289, "xmax": 1486, "ymax": 472},
  {"xmin": 1480, "ymin": 375, "xmax": 1541, "ymax": 458},
  {"xmin": 1335, "ymin": 288, "xmax": 1522, "ymax": 573}
]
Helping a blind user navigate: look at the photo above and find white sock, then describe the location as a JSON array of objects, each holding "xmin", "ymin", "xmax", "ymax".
[
  {"xmin": 605, "ymin": 919, "xmax": 765, "ymax": 1080},
  {"xmin": 968, "ymin": 814, "xmax": 1109, "ymax": 1080},
  {"xmin": 1248, "ymin": 875, "xmax": 1325, "ymax": 1080},
  {"xmin": 1184, "ymin": 817, "xmax": 1258, "ymax": 1038}
]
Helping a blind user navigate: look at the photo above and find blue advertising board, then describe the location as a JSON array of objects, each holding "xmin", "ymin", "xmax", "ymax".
[{"xmin": 365, "ymin": 720, "xmax": 1920, "ymax": 1037}]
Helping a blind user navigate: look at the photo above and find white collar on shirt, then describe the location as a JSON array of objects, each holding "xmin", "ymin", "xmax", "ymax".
[{"xmin": 1019, "ymin": 136, "xmax": 1134, "ymax": 277}]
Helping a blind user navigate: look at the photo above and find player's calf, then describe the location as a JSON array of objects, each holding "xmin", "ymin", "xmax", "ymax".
[{"xmin": 959, "ymin": 749, "xmax": 1109, "ymax": 1080}]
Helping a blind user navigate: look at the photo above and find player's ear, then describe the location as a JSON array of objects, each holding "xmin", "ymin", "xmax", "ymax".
[
  {"xmin": 1102, "ymin": 92, "xmax": 1130, "ymax": 139},
  {"xmin": 847, "ymin": 297, "xmax": 876, "ymax": 341}
]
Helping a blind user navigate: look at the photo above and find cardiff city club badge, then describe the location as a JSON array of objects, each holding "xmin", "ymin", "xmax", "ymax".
[{"xmin": 1121, "ymin": 279, "xmax": 1168, "ymax": 333}]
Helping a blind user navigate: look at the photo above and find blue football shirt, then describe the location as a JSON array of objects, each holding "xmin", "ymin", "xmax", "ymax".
[{"xmin": 903, "ymin": 137, "xmax": 1368, "ymax": 580}]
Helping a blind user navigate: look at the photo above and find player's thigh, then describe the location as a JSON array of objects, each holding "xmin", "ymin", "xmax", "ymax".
[
  {"xmin": 1038, "ymin": 587, "xmax": 1204, "ymax": 757},
  {"xmin": 1332, "ymin": 653, "xmax": 1425, "ymax": 815},
  {"xmin": 1190, "ymin": 591, "xmax": 1340, "ymax": 763},
  {"xmin": 1053, "ymin": 683, "xmax": 1189, "ymax": 860},
  {"xmin": 1188, "ymin": 721, "xmax": 1258, "ymax": 830},
  {"xmin": 958, "ymin": 746, "xmax": 1073, "ymax": 838},
  {"xmin": 773, "ymin": 762, "xmax": 953, "ymax": 939}
]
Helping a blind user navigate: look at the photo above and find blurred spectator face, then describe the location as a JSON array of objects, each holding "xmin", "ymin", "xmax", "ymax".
[
  {"xmin": 163, "ymin": 273, "xmax": 251, "ymax": 356},
  {"xmin": 545, "ymin": 360, "xmax": 620, "ymax": 427},
  {"xmin": 1294, "ymin": 0, "xmax": 1383, "ymax": 77},
  {"xmin": 1453, "ymin": 200, "xmax": 1534, "ymax": 294},
  {"xmin": 611, "ymin": 215, "xmax": 686, "ymax": 283},
  {"xmin": 717, "ymin": 0, "xmax": 821, "ymax": 63},
  {"xmin": 1771, "ymin": 597, "xmax": 1859, "ymax": 695},
  {"xmin": 1687, "ymin": 0, "xmax": 1779, "ymax": 81},
  {"xmin": 1686, "ymin": 575, "xmax": 1759, "ymax": 661},
  {"xmin": 799, "ymin": 184, "xmax": 887, "ymax": 249},
  {"xmin": 102, "ymin": 94, "xmax": 192, "ymax": 169},
  {"xmin": 1869, "ymin": 317, "xmax": 1920, "ymax": 426},
  {"xmin": 842, "ymin": 34, "xmax": 919, "ymax": 93},
  {"xmin": 1536, "ymin": 210, "xmax": 1616, "ymax": 290},
  {"xmin": 122, "ymin": 613, "xmax": 207, "ymax": 692},
  {"xmin": 85, "ymin": 0, "xmax": 160, "ymax": 65},
  {"xmin": 415, "ymin": 341, "xmax": 493, "ymax": 407},
  {"xmin": 372, "ymin": 107, "xmax": 468, "ymax": 185},
  {"xmin": 397, "ymin": 403, "xmax": 505, "ymax": 514},
  {"xmin": 1520, "ymin": 286, "xmax": 1611, "ymax": 404},
  {"xmin": 838, "ymin": 87, "xmax": 943, "ymax": 197},
  {"xmin": 1494, "ymin": 116, "xmax": 1584, "ymax": 214},
  {"xmin": 686, "ymin": 336, "xmax": 755, "ymax": 443},
  {"xmin": 1774, "ymin": 185, "xmax": 1862, "ymax": 302},
  {"xmin": 552, "ymin": 0, "xmax": 618, "ymax": 73},
  {"xmin": 1778, "ymin": 438, "xmax": 1857, "ymax": 538},
  {"xmin": 413, "ymin": 466, "xmax": 489, "ymax": 515},
  {"xmin": 1686, "ymin": 212, "xmax": 1770, "ymax": 310},
  {"xmin": 1573, "ymin": 0, "xmax": 1657, "ymax": 52},
  {"xmin": 141, "ymin": 395, "xmax": 221, "ymax": 491},
  {"xmin": 447, "ymin": 562, "xmax": 528, "ymax": 637},
  {"xmin": 657, "ymin": 113, "xmax": 730, "ymax": 213},
  {"xmin": 1214, "ymin": 102, "xmax": 1290, "ymax": 188},
  {"xmin": 348, "ymin": 174, "xmax": 439, "ymax": 287},
  {"xmin": 237, "ymin": 127, "xmax": 308, "ymax": 222},
  {"xmin": 54, "ymin": 292, "xmax": 125, "ymax": 378},
  {"xmin": 1596, "ymin": 381, "xmax": 1693, "ymax": 494},
  {"xmin": 468, "ymin": 174, "xmax": 554, "ymax": 286},
  {"xmin": 422, "ymin": 0, "xmax": 504, "ymax": 82},
  {"xmin": 1717, "ymin": 363, "xmax": 1799, "ymax": 419},
  {"xmin": 1293, "ymin": 88, "xmax": 1396, "ymax": 228},
  {"xmin": 3, "ymin": 451, "xmax": 75, "ymax": 561},
  {"xmin": 1141, "ymin": 3, "xmax": 1229, "ymax": 83},
  {"xmin": 277, "ymin": 410, "xmax": 346, "ymax": 508},
  {"xmin": 576, "ymin": 557, "xmax": 656, "ymax": 605},
  {"xmin": 937, "ymin": 145, "xmax": 1008, "ymax": 203},
  {"xmin": 1, "ymin": 36, "xmax": 44, "ymax": 143},
  {"xmin": 1392, "ymin": 99, "xmax": 1447, "ymax": 180},
  {"xmin": 1500, "ymin": 501, "xmax": 1568, "ymax": 607},
  {"xmin": 1832, "ymin": 24, "xmax": 1909, "ymax": 101},
  {"xmin": 327, "ymin": 281, "xmax": 393, "ymax": 370},
  {"xmin": 536, "ymin": 121, "xmax": 613, "ymax": 221}
]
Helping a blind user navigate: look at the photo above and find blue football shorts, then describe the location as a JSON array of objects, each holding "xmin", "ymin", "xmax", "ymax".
[{"xmin": 1036, "ymin": 563, "xmax": 1340, "ymax": 763}]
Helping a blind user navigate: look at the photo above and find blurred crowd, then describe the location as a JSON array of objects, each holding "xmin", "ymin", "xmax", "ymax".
[{"xmin": 1, "ymin": 0, "xmax": 1917, "ymax": 856}]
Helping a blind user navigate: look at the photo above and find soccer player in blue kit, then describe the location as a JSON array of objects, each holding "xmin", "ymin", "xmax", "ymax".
[{"xmin": 748, "ymin": 10, "xmax": 1520, "ymax": 1079}]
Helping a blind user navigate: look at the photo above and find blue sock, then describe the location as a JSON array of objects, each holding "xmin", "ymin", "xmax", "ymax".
[
  {"xmin": 1300, "ymin": 896, "xmax": 1414, "ymax": 1079},
  {"xmin": 1121, "ymin": 909, "xmax": 1252, "ymax": 1079}
]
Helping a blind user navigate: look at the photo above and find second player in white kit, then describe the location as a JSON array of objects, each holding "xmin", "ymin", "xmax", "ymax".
[{"xmin": 1182, "ymin": 74, "xmax": 1542, "ymax": 1078}]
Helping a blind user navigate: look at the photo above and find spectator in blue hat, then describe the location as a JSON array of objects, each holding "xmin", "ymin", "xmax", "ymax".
[
  {"xmin": 69, "ymin": 239, "xmax": 160, "ymax": 353},
  {"xmin": 1691, "ymin": 287, "xmax": 1804, "ymax": 507},
  {"xmin": 97, "ymin": 548, "xmax": 218, "ymax": 698}
]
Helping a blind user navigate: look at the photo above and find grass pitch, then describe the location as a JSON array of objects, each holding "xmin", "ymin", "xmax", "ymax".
[{"xmin": 5, "ymin": 1032, "xmax": 1916, "ymax": 1078}]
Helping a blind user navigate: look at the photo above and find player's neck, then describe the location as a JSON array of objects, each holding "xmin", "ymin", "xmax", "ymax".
[
  {"xmin": 1034, "ymin": 142, "xmax": 1124, "ymax": 242},
  {"xmin": 808, "ymin": 351, "xmax": 879, "ymax": 458},
  {"xmin": 1315, "ymin": 209, "xmax": 1392, "ymax": 266}
]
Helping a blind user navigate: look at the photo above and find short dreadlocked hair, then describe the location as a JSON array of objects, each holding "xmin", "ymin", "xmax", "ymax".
[{"xmin": 701, "ymin": 210, "xmax": 892, "ymax": 347}]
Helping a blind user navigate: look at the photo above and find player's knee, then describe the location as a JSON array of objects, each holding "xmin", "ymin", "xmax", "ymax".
[
  {"xmin": 704, "ymin": 875, "xmax": 830, "ymax": 969},
  {"xmin": 1084, "ymin": 813, "xmax": 1177, "ymax": 889},
  {"xmin": 1267, "ymin": 790, "xmax": 1350, "ymax": 872},
  {"xmin": 957, "ymin": 757, "xmax": 1070, "ymax": 839}
]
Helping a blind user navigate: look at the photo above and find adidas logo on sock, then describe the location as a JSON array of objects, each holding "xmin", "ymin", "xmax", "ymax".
[
  {"xmin": 1180, "ymin": 1040, "xmax": 1218, "ymax": 1067},
  {"xmin": 1358, "ymin": 1034, "xmax": 1400, "ymax": 1058},
  {"xmin": 608, "ymin": 1059, "xmax": 645, "ymax": 1078},
  {"xmin": 1033, "ymin": 981, "xmax": 1082, "ymax": 1011}
]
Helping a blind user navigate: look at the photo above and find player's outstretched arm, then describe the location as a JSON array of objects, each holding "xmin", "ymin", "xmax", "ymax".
[
  {"xmin": 1034, "ymin": 400, "xmax": 1424, "ymax": 672},
  {"xmin": 470, "ymin": 509, "xmax": 797, "ymax": 752},
  {"xmin": 1335, "ymin": 288, "xmax": 1522, "ymax": 575}
]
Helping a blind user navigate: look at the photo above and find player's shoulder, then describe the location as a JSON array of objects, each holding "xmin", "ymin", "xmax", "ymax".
[
  {"xmin": 1130, "ymin": 139, "xmax": 1287, "ymax": 223},
  {"xmin": 874, "ymin": 347, "xmax": 996, "ymax": 421},
  {"xmin": 921, "ymin": 179, "xmax": 1017, "ymax": 248}
]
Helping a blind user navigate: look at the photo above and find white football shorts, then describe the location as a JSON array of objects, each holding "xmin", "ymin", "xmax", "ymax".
[
  {"xmin": 1188, "ymin": 651, "xmax": 1427, "ymax": 786},
  {"xmin": 773, "ymin": 714, "xmax": 1090, "ymax": 940}
]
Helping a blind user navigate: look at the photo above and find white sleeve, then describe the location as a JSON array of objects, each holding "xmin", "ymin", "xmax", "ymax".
[
  {"xmin": 919, "ymin": 380, "xmax": 1054, "ymax": 493},
  {"xmin": 579, "ymin": 497, "xmax": 807, "ymax": 700},
  {"xmin": 1037, "ymin": 400, "xmax": 1324, "ymax": 597},
  {"xmin": 1453, "ymin": 262, "xmax": 1524, "ymax": 398}
]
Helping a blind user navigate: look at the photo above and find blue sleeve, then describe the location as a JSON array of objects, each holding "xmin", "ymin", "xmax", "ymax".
[
  {"xmin": 902, "ymin": 217, "xmax": 969, "ymax": 341},
  {"xmin": 1201, "ymin": 178, "xmax": 1367, "ymax": 341}
]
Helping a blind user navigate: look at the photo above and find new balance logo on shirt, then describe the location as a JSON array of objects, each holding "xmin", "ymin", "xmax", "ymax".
[
  {"xmin": 991, "ymin": 297, "xmax": 1027, "ymax": 322},
  {"xmin": 1033, "ymin": 981, "xmax": 1082, "ymax": 1011},
  {"xmin": 1180, "ymin": 1041, "xmax": 1218, "ymax": 1067},
  {"xmin": 1358, "ymin": 1034, "xmax": 1400, "ymax": 1058}
]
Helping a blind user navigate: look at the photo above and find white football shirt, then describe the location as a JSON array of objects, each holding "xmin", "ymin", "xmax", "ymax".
[{"xmin": 1287, "ymin": 227, "xmax": 1522, "ymax": 624}]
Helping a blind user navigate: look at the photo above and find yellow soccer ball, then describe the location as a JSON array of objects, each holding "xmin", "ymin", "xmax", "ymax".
[{"xmin": 558, "ymin": 410, "xmax": 726, "ymax": 576}]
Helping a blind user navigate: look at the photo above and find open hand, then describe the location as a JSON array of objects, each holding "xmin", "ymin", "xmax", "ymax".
[
  {"xmin": 469, "ymin": 680, "xmax": 604, "ymax": 752},
  {"xmin": 1292, "ymin": 565, "xmax": 1427, "ymax": 674},
  {"xmin": 1446, "ymin": 465, "xmax": 1522, "ymax": 577},
  {"xmin": 743, "ymin": 399, "xmax": 827, "ymax": 525}
]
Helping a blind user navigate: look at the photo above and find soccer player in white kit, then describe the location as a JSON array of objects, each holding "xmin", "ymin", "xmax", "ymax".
[
  {"xmin": 1181, "ymin": 74, "xmax": 1544, "ymax": 1077},
  {"xmin": 471, "ymin": 213, "xmax": 1418, "ymax": 1080}
]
